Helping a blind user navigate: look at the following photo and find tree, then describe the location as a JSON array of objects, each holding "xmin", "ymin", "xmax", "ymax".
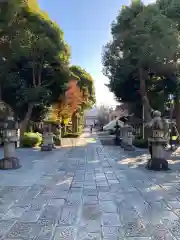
[
  {"xmin": 69, "ymin": 66, "xmax": 96, "ymax": 132},
  {"xmin": 70, "ymin": 65, "xmax": 96, "ymax": 109},
  {"xmin": 102, "ymin": 0, "xmax": 179, "ymax": 122},
  {"xmin": 0, "ymin": 0, "xmax": 71, "ymax": 133},
  {"xmin": 156, "ymin": 0, "xmax": 180, "ymax": 131},
  {"xmin": 49, "ymin": 78, "xmax": 83, "ymax": 124}
]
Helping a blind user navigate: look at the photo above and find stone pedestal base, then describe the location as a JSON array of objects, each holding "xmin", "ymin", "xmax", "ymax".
[
  {"xmin": 41, "ymin": 144, "xmax": 53, "ymax": 151},
  {"xmin": 58, "ymin": 139, "xmax": 62, "ymax": 146},
  {"xmin": 124, "ymin": 144, "xmax": 135, "ymax": 151},
  {"xmin": 0, "ymin": 157, "xmax": 21, "ymax": 170},
  {"xmin": 147, "ymin": 139, "xmax": 169, "ymax": 171},
  {"xmin": 146, "ymin": 158, "xmax": 169, "ymax": 171},
  {"xmin": 120, "ymin": 141, "xmax": 135, "ymax": 151},
  {"xmin": 120, "ymin": 141, "xmax": 125, "ymax": 148},
  {"xmin": 114, "ymin": 137, "xmax": 121, "ymax": 146}
]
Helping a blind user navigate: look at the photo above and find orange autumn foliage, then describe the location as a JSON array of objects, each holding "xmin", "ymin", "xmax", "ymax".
[
  {"xmin": 50, "ymin": 79, "xmax": 83, "ymax": 121},
  {"xmin": 65, "ymin": 79, "xmax": 83, "ymax": 112}
]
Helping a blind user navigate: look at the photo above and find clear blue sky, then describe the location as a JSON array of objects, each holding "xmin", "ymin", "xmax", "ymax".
[{"xmin": 38, "ymin": 0, "xmax": 153, "ymax": 106}]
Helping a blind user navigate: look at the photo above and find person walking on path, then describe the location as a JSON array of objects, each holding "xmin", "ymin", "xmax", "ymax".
[{"xmin": 90, "ymin": 125, "xmax": 93, "ymax": 133}]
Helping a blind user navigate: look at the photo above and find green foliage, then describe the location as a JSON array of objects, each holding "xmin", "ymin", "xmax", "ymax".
[
  {"xmin": 102, "ymin": 0, "xmax": 179, "ymax": 118},
  {"xmin": 21, "ymin": 132, "xmax": 42, "ymax": 147},
  {"xmin": 133, "ymin": 138, "xmax": 148, "ymax": 148},
  {"xmin": 62, "ymin": 133, "xmax": 81, "ymax": 138},
  {"xmin": 53, "ymin": 134, "xmax": 61, "ymax": 145},
  {"xmin": 0, "ymin": 0, "xmax": 71, "ymax": 122},
  {"xmin": 70, "ymin": 65, "xmax": 96, "ymax": 108},
  {"xmin": 0, "ymin": 1, "xmax": 96, "ymax": 126}
]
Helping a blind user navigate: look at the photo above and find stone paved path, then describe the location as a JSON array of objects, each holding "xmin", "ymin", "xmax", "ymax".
[{"xmin": 1, "ymin": 131, "xmax": 180, "ymax": 239}]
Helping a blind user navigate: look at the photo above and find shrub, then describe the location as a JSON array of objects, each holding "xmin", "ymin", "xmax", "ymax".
[
  {"xmin": 53, "ymin": 134, "xmax": 61, "ymax": 145},
  {"xmin": 21, "ymin": 132, "xmax": 42, "ymax": 148},
  {"xmin": 133, "ymin": 138, "xmax": 148, "ymax": 148},
  {"xmin": 62, "ymin": 132, "xmax": 81, "ymax": 138}
]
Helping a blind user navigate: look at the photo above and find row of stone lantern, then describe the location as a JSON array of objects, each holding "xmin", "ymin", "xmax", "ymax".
[
  {"xmin": 117, "ymin": 111, "xmax": 169, "ymax": 170},
  {"xmin": 0, "ymin": 118, "xmax": 63, "ymax": 169}
]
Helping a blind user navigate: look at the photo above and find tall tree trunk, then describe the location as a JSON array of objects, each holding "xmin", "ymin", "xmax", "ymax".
[
  {"xmin": 139, "ymin": 68, "xmax": 152, "ymax": 122},
  {"xmin": 20, "ymin": 103, "xmax": 34, "ymax": 137},
  {"xmin": 175, "ymin": 94, "xmax": 180, "ymax": 133},
  {"xmin": 72, "ymin": 113, "xmax": 78, "ymax": 133}
]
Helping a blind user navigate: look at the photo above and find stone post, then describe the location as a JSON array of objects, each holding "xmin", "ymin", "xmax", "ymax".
[
  {"xmin": 124, "ymin": 125, "xmax": 135, "ymax": 151},
  {"xmin": 15, "ymin": 128, "xmax": 20, "ymax": 148},
  {"xmin": 146, "ymin": 110, "xmax": 169, "ymax": 170},
  {"xmin": 41, "ymin": 132, "xmax": 54, "ymax": 151},
  {"xmin": 41, "ymin": 124, "xmax": 54, "ymax": 151},
  {"xmin": 0, "ymin": 117, "xmax": 21, "ymax": 169},
  {"xmin": 120, "ymin": 126, "xmax": 125, "ymax": 148},
  {"xmin": 55, "ymin": 124, "xmax": 62, "ymax": 147},
  {"xmin": 114, "ymin": 121, "xmax": 121, "ymax": 145}
]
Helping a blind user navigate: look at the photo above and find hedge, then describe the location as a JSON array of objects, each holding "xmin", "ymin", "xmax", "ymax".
[
  {"xmin": 133, "ymin": 138, "xmax": 148, "ymax": 148},
  {"xmin": 62, "ymin": 132, "xmax": 81, "ymax": 138},
  {"xmin": 21, "ymin": 132, "xmax": 42, "ymax": 148}
]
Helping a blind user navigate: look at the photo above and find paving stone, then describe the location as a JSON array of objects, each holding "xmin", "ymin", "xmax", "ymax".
[
  {"xmin": 54, "ymin": 226, "xmax": 76, "ymax": 240},
  {"xmin": 38, "ymin": 205, "xmax": 61, "ymax": 226},
  {"xmin": 83, "ymin": 196, "xmax": 98, "ymax": 205},
  {"xmin": 165, "ymin": 200, "xmax": 180, "ymax": 209},
  {"xmin": 66, "ymin": 194, "xmax": 82, "ymax": 206},
  {"xmin": 102, "ymin": 213, "xmax": 121, "ymax": 226},
  {"xmin": 3, "ymin": 207, "xmax": 27, "ymax": 220},
  {"xmin": 28, "ymin": 199, "xmax": 46, "ymax": 211},
  {"xmin": 77, "ymin": 229, "xmax": 101, "ymax": 240},
  {"xmin": 83, "ymin": 189, "xmax": 98, "ymax": 196},
  {"xmin": 20, "ymin": 209, "xmax": 42, "ymax": 222},
  {"xmin": 58, "ymin": 206, "xmax": 79, "ymax": 225},
  {"xmin": 123, "ymin": 220, "xmax": 148, "ymax": 237},
  {"xmin": 80, "ymin": 220, "xmax": 101, "ymax": 232},
  {"xmin": 98, "ymin": 192, "xmax": 113, "ymax": 201},
  {"xmin": 118, "ymin": 206, "xmax": 139, "ymax": 223},
  {"xmin": 147, "ymin": 224, "xmax": 176, "ymax": 239},
  {"xmin": 35, "ymin": 226, "xmax": 55, "ymax": 240},
  {"xmin": 102, "ymin": 226, "xmax": 124, "ymax": 239},
  {"xmin": 0, "ymin": 220, "xmax": 15, "ymax": 238},
  {"xmin": 99, "ymin": 201, "xmax": 117, "ymax": 213},
  {"xmin": 81, "ymin": 205, "xmax": 102, "ymax": 221},
  {"xmin": 52, "ymin": 190, "xmax": 69, "ymax": 199},
  {"xmin": 48, "ymin": 198, "xmax": 65, "ymax": 207},
  {"xmin": 71, "ymin": 182, "xmax": 83, "ymax": 188},
  {"xmin": 6, "ymin": 222, "xmax": 41, "ymax": 239},
  {"xmin": 97, "ymin": 186, "xmax": 110, "ymax": 192},
  {"xmin": 124, "ymin": 238, "xmax": 151, "ymax": 240}
]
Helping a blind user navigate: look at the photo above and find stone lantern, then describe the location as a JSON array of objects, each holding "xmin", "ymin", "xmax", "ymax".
[
  {"xmin": 41, "ymin": 123, "xmax": 54, "ymax": 151},
  {"xmin": 56, "ymin": 123, "xmax": 62, "ymax": 146},
  {"xmin": 123, "ymin": 125, "xmax": 135, "ymax": 151},
  {"xmin": 0, "ymin": 116, "xmax": 21, "ymax": 169},
  {"xmin": 147, "ymin": 110, "xmax": 169, "ymax": 170}
]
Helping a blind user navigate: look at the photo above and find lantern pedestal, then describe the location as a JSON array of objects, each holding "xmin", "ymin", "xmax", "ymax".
[
  {"xmin": 0, "ymin": 117, "xmax": 21, "ymax": 170},
  {"xmin": 121, "ymin": 125, "xmax": 135, "ymax": 151},
  {"xmin": 41, "ymin": 132, "xmax": 54, "ymax": 151},
  {"xmin": 146, "ymin": 110, "xmax": 170, "ymax": 171},
  {"xmin": 0, "ymin": 140, "xmax": 21, "ymax": 170},
  {"xmin": 147, "ymin": 138, "xmax": 169, "ymax": 171}
]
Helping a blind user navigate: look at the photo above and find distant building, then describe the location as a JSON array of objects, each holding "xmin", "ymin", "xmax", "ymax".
[{"xmin": 84, "ymin": 108, "xmax": 98, "ymax": 126}]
